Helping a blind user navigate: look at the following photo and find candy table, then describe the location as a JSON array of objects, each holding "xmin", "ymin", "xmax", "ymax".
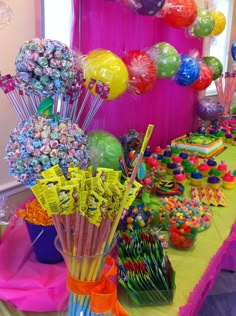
[{"xmin": 0, "ymin": 144, "xmax": 236, "ymax": 316}]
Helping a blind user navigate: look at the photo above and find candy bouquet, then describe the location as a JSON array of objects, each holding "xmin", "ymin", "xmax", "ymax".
[{"xmin": 30, "ymin": 125, "xmax": 153, "ymax": 315}]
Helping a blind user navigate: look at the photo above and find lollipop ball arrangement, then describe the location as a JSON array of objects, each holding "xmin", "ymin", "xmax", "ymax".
[
  {"xmin": 15, "ymin": 38, "xmax": 78, "ymax": 96},
  {"xmin": 88, "ymin": 130, "xmax": 124, "ymax": 170},
  {"xmin": 5, "ymin": 115, "xmax": 90, "ymax": 187}
]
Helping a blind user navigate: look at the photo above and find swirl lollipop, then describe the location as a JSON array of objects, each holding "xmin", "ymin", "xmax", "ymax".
[
  {"xmin": 15, "ymin": 38, "xmax": 78, "ymax": 97},
  {"xmin": 197, "ymin": 96, "xmax": 220, "ymax": 121},
  {"xmin": 122, "ymin": 49, "xmax": 157, "ymax": 95},
  {"xmin": 231, "ymin": 41, "xmax": 236, "ymax": 71}
]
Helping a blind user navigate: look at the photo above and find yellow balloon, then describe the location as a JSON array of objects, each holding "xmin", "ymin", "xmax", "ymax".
[
  {"xmin": 211, "ymin": 11, "xmax": 226, "ymax": 36},
  {"xmin": 83, "ymin": 49, "xmax": 129, "ymax": 100}
]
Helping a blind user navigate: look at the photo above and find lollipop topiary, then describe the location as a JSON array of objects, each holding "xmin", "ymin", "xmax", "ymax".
[{"xmin": 5, "ymin": 99, "xmax": 90, "ymax": 187}]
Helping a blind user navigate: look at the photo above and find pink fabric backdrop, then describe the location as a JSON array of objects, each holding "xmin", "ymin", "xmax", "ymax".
[{"xmin": 71, "ymin": 0, "xmax": 203, "ymax": 148}]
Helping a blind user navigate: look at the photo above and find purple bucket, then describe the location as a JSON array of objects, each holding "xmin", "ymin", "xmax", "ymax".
[{"xmin": 25, "ymin": 221, "xmax": 63, "ymax": 264}]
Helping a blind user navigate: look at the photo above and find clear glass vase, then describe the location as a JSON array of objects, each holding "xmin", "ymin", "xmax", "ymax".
[{"xmin": 55, "ymin": 236, "xmax": 114, "ymax": 316}]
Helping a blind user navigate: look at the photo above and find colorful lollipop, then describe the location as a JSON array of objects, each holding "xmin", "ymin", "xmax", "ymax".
[
  {"xmin": 203, "ymin": 56, "xmax": 223, "ymax": 80},
  {"xmin": 122, "ymin": 49, "xmax": 157, "ymax": 95},
  {"xmin": 148, "ymin": 42, "xmax": 180, "ymax": 78},
  {"xmin": 189, "ymin": 8, "xmax": 215, "ymax": 38},
  {"xmin": 15, "ymin": 38, "xmax": 78, "ymax": 97},
  {"xmin": 163, "ymin": 0, "xmax": 197, "ymax": 28},
  {"xmin": 191, "ymin": 63, "xmax": 213, "ymax": 90},
  {"xmin": 173, "ymin": 54, "xmax": 200, "ymax": 86},
  {"xmin": 125, "ymin": 0, "xmax": 166, "ymax": 16},
  {"xmin": 210, "ymin": 10, "xmax": 226, "ymax": 36},
  {"xmin": 83, "ymin": 49, "xmax": 128, "ymax": 100}
]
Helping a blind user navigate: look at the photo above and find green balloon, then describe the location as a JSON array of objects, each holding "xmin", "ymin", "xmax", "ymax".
[
  {"xmin": 192, "ymin": 8, "xmax": 215, "ymax": 38},
  {"xmin": 149, "ymin": 42, "xmax": 180, "ymax": 78},
  {"xmin": 203, "ymin": 56, "xmax": 223, "ymax": 80},
  {"xmin": 88, "ymin": 130, "xmax": 124, "ymax": 171}
]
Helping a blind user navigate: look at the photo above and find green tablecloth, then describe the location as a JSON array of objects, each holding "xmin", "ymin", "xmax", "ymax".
[{"xmin": 1, "ymin": 144, "xmax": 236, "ymax": 316}]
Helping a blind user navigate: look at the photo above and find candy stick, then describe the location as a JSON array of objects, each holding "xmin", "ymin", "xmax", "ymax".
[
  {"xmin": 82, "ymin": 98, "xmax": 103, "ymax": 131},
  {"xmin": 74, "ymin": 79, "xmax": 96, "ymax": 123},
  {"xmin": 105, "ymin": 124, "xmax": 154, "ymax": 250}
]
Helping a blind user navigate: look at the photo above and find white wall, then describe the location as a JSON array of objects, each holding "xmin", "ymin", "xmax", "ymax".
[{"xmin": 0, "ymin": 0, "xmax": 38, "ymax": 192}]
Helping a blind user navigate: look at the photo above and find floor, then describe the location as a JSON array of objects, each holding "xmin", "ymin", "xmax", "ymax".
[{"xmin": 1, "ymin": 190, "xmax": 236, "ymax": 315}]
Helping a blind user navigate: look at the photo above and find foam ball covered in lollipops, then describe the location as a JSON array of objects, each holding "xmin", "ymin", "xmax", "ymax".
[
  {"xmin": 83, "ymin": 49, "xmax": 129, "ymax": 100},
  {"xmin": 15, "ymin": 38, "xmax": 78, "ymax": 97},
  {"xmin": 5, "ymin": 105, "xmax": 90, "ymax": 187},
  {"xmin": 124, "ymin": 0, "xmax": 166, "ymax": 16},
  {"xmin": 203, "ymin": 56, "xmax": 223, "ymax": 80},
  {"xmin": 147, "ymin": 42, "xmax": 180, "ymax": 78},
  {"xmin": 191, "ymin": 63, "xmax": 213, "ymax": 90},
  {"xmin": 162, "ymin": 0, "xmax": 197, "ymax": 28},
  {"xmin": 173, "ymin": 54, "xmax": 200, "ymax": 86},
  {"xmin": 210, "ymin": 10, "xmax": 226, "ymax": 36},
  {"xmin": 88, "ymin": 130, "xmax": 124, "ymax": 171},
  {"xmin": 189, "ymin": 8, "xmax": 215, "ymax": 38},
  {"xmin": 197, "ymin": 96, "xmax": 220, "ymax": 121},
  {"xmin": 122, "ymin": 49, "xmax": 157, "ymax": 95}
]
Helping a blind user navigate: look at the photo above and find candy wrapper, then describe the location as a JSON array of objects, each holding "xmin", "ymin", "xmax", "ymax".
[{"xmin": 117, "ymin": 230, "xmax": 175, "ymax": 305}]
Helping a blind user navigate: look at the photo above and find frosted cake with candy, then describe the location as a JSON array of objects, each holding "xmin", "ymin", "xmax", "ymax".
[{"xmin": 171, "ymin": 133, "xmax": 224, "ymax": 158}]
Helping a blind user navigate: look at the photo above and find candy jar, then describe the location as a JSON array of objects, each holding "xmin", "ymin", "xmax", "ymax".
[{"xmin": 169, "ymin": 222, "xmax": 198, "ymax": 250}]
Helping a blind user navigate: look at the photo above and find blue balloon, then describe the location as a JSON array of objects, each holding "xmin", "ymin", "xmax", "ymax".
[
  {"xmin": 231, "ymin": 41, "xmax": 236, "ymax": 62},
  {"xmin": 174, "ymin": 55, "xmax": 200, "ymax": 86}
]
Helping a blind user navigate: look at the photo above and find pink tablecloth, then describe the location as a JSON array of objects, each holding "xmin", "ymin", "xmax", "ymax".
[{"xmin": 179, "ymin": 223, "xmax": 236, "ymax": 316}]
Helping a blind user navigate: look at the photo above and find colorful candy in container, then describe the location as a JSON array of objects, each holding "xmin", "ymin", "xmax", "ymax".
[
  {"xmin": 158, "ymin": 196, "xmax": 213, "ymax": 232},
  {"xmin": 169, "ymin": 222, "xmax": 197, "ymax": 250},
  {"xmin": 117, "ymin": 230, "xmax": 176, "ymax": 306}
]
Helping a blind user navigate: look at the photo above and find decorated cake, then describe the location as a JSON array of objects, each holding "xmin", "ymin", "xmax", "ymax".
[{"xmin": 171, "ymin": 133, "xmax": 224, "ymax": 158}]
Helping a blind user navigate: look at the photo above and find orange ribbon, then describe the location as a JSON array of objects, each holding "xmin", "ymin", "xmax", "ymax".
[{"xmin": 67, "ymin": 255, "xmax": 129, "ymax": 316}]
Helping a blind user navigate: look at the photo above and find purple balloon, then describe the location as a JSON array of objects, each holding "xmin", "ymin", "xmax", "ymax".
[
  {"xmin": 197, "ymin": 97, "xmax": 220, "ymax": 121},
  {"xmin": 128, "ymin": 0, "xmax": 166, "ymax": 16}
]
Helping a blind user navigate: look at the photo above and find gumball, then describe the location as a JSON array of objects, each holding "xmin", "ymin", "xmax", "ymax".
[
  {"xmin": 88, "ymin": 130, "xmax": 124, "ymax": 170},
  {"xmin": 126, "ymin": 0, "xmax": 166, "ymax": 16},
  {"xmin": 122, "ymin": 50, "xmax": 157, "ymax": 95},
  {"xmin": 190, "ymin": 8, "xmax": 215, "ymax": 38},
  {"xmin": 231, "ymin": 42, "xmax": 236, "ymax": 62},
  {"xmin": 83, "ymin": 49, "xmax": 128, "ymax": 100},
  {"xmin": 163, "ymin": 0, "xmax": 197, "ymax": 28},
  {"xmin": 191, "ymin": 63, "xmax": 213, "ymax": 90},
  {"xmin": 210, "ymin": 10, "xmax": 226, "ymax": 36},
  {"xmin": 203, "ymin": 56, "xmax": 223, "ymax": 80},
  {"xmin": 197, "ymin": 96, "xmax": 220, "ymax": 121},
  {"xmin": 148, "ymin": 42, "xmax": 180, "ymax": 78},
  {"xmin": 174, "ymin": 55, "xmax": 200, "ymax": 86}
]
